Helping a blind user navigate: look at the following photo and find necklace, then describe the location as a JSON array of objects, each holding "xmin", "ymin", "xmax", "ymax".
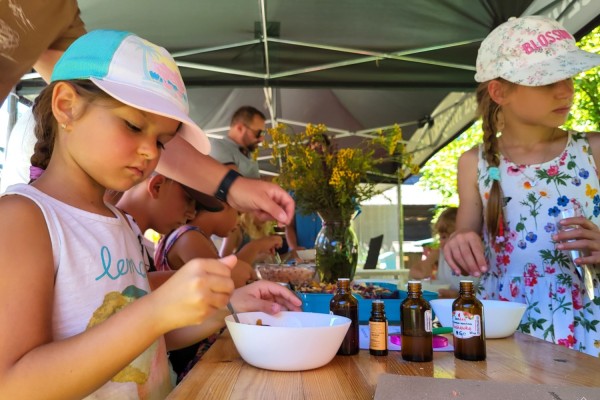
[{"xmin": 498, "ymin": 128, "xmax": 558, "ymax": 187}]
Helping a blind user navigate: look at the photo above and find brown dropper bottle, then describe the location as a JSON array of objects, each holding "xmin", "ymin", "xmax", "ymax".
[
  {"xmin": 330, "ymin": 278, "xmax": 359, "ymax": 355},
  {"xmin": 452, "ymin": 280, "xmax": 486, "ymax": 361},
  {"xmin": 400, "ymin": 280, "xmax": 433, "ymax": 362},
  {"xmin": 369, "ymin": 299, "xmax": 388, "ymax": 356}
]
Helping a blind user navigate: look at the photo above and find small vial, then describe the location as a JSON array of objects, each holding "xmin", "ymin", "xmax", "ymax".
[{"xmin": 369, "ymin": 300, "xmax": 388, "ymax": 356}]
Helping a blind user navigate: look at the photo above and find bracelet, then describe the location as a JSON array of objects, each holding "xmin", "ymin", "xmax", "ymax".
[{"xmin": 214, "ymin": 169, "xmax": 242, "ymax": 203}]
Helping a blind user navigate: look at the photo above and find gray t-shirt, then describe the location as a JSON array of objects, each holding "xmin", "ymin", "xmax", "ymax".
[{"xmin": 209, "ymin": 137, "xmax": 260, "ymax": 179}]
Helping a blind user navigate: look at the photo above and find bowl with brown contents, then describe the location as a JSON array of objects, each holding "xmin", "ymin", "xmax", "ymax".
[
  {"xmin": 255, "ymin": 263, "xmax": 316, "ymax": 286},
  {"xmin": 225, "ymin": 311, "xmax": 350, "ymax": 371}
]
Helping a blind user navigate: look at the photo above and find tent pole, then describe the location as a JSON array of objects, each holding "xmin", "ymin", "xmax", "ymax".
[{"xmin": 397, "ymin": 168, "xmax": 404, "ymax": 271}]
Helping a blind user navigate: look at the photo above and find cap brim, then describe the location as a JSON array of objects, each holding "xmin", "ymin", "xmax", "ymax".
[
  {"xmin": 182, "ymin": 186, "xmax": 224, "ymax": 212},
  {"xmin": 499, "ymin": 49, "xmax": 600, "ymax": 86},
  {"xmin": 90, "ymin": 77, "xmax": 211, "ymax": 154}
]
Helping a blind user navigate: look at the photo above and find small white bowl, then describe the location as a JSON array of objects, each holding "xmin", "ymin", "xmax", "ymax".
[
  {"xmin": 296, "ymin": 249, "xmax": 317, "ymax": 261},
  {"xmin": 430, "ymin": 298, "xmax": 527, "ymax": 339},
  {"xmin": 225, "ymin": 311, "xmax": 350, "ymax": 371}
]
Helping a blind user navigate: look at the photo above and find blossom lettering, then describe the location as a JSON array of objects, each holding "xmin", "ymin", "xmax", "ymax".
[{"xmin": 521, "ymin": 29, "xmax": 572, "ymax": 54}]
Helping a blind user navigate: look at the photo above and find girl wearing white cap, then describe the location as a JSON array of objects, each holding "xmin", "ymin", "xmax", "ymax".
[
  {"xmin": 0, "ymin": 30, "xmax": 301, "ymax": 399},
  {"xmin": 444, "ymin": 16, "xmax": 600, "ymax": 356}
]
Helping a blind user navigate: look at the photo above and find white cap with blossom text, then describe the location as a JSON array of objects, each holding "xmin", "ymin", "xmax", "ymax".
[{"xmin": 475, "ymin": 16, "xmax": 600, "ymax": 86}]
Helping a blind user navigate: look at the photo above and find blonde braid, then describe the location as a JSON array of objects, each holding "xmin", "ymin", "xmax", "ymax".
[
  {"xmin": 30, "ymin": 83, "xmax": 58, "ymax": 171},
  {"xmin": 476, "ymin": 82, "xmax": 504, "ymax": 241}
]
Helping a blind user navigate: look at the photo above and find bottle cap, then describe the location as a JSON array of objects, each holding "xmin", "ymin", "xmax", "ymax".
[{"xmin": 406, "ymin": 280, "xmax": 422, "ymax": 292}]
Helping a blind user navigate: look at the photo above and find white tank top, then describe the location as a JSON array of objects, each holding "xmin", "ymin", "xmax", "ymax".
[{"xmin": 3, "ymin": 184, "xmax": 172, "ymax": 399}]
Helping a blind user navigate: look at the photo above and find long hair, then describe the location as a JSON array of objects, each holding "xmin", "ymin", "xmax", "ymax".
[
  {"xmin": 30, "ymin": 80, "xmax": 113, "ymax": 174},
  {"xmin": 475, "ymin": 80, "xmax": 510, "ymax": 241},
  {"xmin": 237, "ymin": 212, "xmax": 275, "ymax": 239}
]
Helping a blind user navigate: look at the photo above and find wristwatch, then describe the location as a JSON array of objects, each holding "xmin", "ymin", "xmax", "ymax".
[{"xmin": 214, "ymin": 169, "xmax": 242, "ymax": 203}]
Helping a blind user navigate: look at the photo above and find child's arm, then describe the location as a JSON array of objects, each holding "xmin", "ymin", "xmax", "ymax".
[
  {"xmin": 157, "ymin": 136, "xmax": 295, "ymax": 225},
  {"xmin": 235, "ymin": 235, "xmax": 283, "ymax": 265},
  {"xmin": 443, "ymin": 148, "xmax": 488, "ymax": 277},
  {"xmin": 553, "ymin": 131, "xmax": 600, "ymax": 265},
  {"xmin": 168, "ymin": 230, "xmax": 255, "ymax": 288},
  {"xmin": 285, "ymin": 218, "xmax": 301, "ymax": 250},
  {"xmin": 0, "ymin": 196, "xmax": 235, "ymax": 399},
  {"xmin": 220, "ymin": 225, "xmax": 242, "ymax": 257},
  {"xmin": 408, "ymin": 248, "xmax": 440, "ymax": 279},
  {"xmin": 164, "ymin": 277, "xmax": 303, "ymax": 351}
]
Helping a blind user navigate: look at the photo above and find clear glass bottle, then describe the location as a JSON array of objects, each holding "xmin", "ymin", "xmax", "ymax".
[
  {"xmin": 400, "ymin": 280, "xmax": 433, "ymax": 362},
  {"xmin": 452, "ymin": 280, "xmax": 486, "ymax": 361},
  {"xmin": 369, "ymin": 299, "xmax": 388, "ymax": 356},
  {"xmin": 330, "ymin": 278, "xmax": 359, "ymax": 355}
]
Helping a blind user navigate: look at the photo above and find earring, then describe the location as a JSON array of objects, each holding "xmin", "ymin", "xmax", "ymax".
[
  {"xmin": 494, "ymin": 107, "xmax": 504, "ymax": 137},
  {"xmin": 60, "ymin": 123, "xmax": 67, "ymax": 129}
]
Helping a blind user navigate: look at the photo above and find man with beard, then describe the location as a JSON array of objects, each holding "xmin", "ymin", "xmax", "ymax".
[{"xmin": 209, "ymin": 106, "xmax": 266, "ymax": 179}]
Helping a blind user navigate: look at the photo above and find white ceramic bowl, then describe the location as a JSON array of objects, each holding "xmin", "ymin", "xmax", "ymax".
[
  {"xmin": 296, "ymin": 249, "xmax": 317, "ymax": 261},
  {"xmin": 225, "ymin": 311, "xmax": 350, "ymax": 371},
  {"xmin": 429, "ymin": 299, "xmax": 527, "ymax": 339}
]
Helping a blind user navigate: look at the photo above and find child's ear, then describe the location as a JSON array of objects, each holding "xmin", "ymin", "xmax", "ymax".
[
  {"xmin": 51, "ymin": 82, "xmax": 84, "ymax": 126},
  {"xmin": 147, "ymin": 174, "xmax": 167, "ymax": 199},
  {"xmin": 488, "ymin": 79, "xmax": 508, "ymax": 105}
]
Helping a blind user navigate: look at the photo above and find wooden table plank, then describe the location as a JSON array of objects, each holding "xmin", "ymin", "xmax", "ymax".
[{"xmin": 167, "ymin": 331, "xmax": 600, "ymax": 399}]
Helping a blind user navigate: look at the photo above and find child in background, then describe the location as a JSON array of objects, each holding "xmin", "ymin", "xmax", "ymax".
[
  {"xmin": 443, "ymin": 16, "xmax": 600, "ymax": 355},
  {"xmin": 0, "ymin": 30, "xmax": 301, "ymax": 399},
  {"xmin": 409, "ymin": 207, "xmax": 477, "ymax": 298},
  {"xmin": 154, "ymin": 166, "xmax": 257, "ymax": 288},
  {"xmin": 221, "ymin": 211, "xmax": 283, "ymax": 265},
  {"xmin": 114, "ymin": 171, "xmax": 224, "ymax": 274},
  {"xmin": 154, "ymin": 167, "xmax": 258, "ymax": 381}
]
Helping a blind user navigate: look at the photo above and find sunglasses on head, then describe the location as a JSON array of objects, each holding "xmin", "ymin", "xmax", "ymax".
[{"xmin": 244, "ymin": 123, "xmax": 266, "ymax": 139}]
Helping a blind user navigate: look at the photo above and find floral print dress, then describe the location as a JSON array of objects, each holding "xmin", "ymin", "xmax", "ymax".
[{"xmin": 477, "ymin": 132, "xmax": 600, "ymax": 356}]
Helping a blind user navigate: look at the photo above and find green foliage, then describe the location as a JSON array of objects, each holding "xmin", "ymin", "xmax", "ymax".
[
  {"xmin": 266, "ymin": 123, "xmax": 418, "ymax": 222},
  {"xmin": 417, "ymin": 121, "xmax": 483, "ymax": 216},
  {"xmin": 565, "ymin": 26, "xmax": 600, "ymax": 132},
  {"xmin": 418, "ymin": 26, "xmax": 600, "ymax": 212}
]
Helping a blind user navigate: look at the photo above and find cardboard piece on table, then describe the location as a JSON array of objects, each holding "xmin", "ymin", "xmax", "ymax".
[{"xmin": 374, "ymin": 374, "xmax": 600, "ymax": 400}]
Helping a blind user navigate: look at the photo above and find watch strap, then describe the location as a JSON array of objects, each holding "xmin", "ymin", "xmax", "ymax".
[{"xmin": 214, "ymin": 169, "xmax": 242, "ymax": 203}]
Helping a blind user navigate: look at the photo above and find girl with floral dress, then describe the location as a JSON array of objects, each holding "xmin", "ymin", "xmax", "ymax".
[{"xmin": 444, "ymin": 16, "xmax": 600, "ymax": 356}]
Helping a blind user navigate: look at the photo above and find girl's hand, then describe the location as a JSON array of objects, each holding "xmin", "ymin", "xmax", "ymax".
[
  {"xmin": 257, "ymin": 235, "xmax": 283, "ymax": 255},
  {"xmin": 230, "ymin": 280, "xmax": 303, "ymax": 314},
  {"xmin": 151, "ymin": 255, "xmax": 237, "ymax": 331},
  {"xmin": 553, "ymin": 216, "xmax": 600, "ymax": 265},
  {"xmin": 443, "ymin": 231, "xmax": 488, "ymax": 277}
]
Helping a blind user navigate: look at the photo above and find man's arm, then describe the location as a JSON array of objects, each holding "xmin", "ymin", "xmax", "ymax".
[
  {"xmin": 33, "ymin": 49, "xmax": 65, "ymax": 83},
  {"xmin": 156, "ymin": 136, "xmax": 294, "ymax": 224}
]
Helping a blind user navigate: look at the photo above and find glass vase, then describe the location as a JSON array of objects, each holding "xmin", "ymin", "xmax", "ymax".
[{"xmin": 314, "ymin": 215, "xmax": 359, "ymax": 284}]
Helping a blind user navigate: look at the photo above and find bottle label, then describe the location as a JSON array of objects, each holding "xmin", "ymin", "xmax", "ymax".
[
  {"xmin": 425, "ymin": 310, "xmax": 432, "ymax": 333},
  {"xmin": 452, "ymin": 310, "xmax": 482, "ymax": 339},
  {"xmin": 369, "ymin": 321, "xmax": 388, "ymax": 350}
]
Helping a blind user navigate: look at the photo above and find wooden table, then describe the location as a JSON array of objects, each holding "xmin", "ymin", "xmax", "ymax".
[{"xmin": 167, "ymin": 331, "xmax": 600, "ymax": 399}]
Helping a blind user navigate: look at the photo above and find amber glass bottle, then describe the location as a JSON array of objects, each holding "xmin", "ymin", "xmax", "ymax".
[
  {"xmin": 400, "ymin": 280, "xmax": 433, "ymax": 362},
  {"xmin": 369, "ymin": 300, "xmax": 388, "ymax": 356},
  {"xmin": 330, "ymin": 278, "xmax": 359, "ymax": 355},
  {"xmin": 452, "ymin": 280, "xmax": 486, "ymax": 361}
]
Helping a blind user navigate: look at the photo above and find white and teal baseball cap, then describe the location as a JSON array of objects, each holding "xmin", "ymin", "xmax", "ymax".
[{"xmin": 51, "ymin": 30, "xmax": 210, "ymax": 154}]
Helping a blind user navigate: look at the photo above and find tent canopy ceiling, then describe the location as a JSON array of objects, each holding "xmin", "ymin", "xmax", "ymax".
[{"xmin": 19, "ymin": 1, "xmax": 600, "ymax": 179}]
